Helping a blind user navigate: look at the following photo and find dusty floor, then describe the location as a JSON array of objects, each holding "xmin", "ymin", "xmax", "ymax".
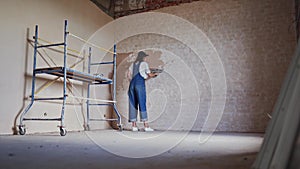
[{"xmin": 0, "ymin": 130, "xmax": 263, "ymax": 169}]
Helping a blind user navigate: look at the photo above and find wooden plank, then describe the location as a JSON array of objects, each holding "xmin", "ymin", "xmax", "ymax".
[{"xmin": 34, "ymin": 67, "xmax": 112, "ymax": 84}]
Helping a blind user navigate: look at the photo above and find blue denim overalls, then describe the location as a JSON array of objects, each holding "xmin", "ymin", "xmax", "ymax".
[{"xmin": 128, "ymin": 62, "xmax": 148, "ymax": 122}]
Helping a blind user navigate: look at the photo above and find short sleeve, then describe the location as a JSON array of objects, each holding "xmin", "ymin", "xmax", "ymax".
[{"xmin": 139, "ymin": 62, "xmax": 151, "ymax": 79}]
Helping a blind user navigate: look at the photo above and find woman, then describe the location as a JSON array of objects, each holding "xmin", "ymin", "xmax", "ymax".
[{"xmin": 127, "ymin": 51, "xmax": 158, "ymax": 132}]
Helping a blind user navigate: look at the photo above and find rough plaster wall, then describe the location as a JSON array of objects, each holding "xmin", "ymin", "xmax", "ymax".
[
  {"xmin": 0, "ymin": 0, "xmax": 113, "ymax": 134},
  {"xmin": 115, "ymin": 0, "xmax": 146, "ymax": 12},
  {"xmin": 115, "ymin": 0, "xmax": 296, "ymax": 132}
]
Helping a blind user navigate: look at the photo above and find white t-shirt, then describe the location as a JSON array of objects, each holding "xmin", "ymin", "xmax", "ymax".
[{"xmin": 129, "ymin": 62, "xmax": 151, "ymax": 79}]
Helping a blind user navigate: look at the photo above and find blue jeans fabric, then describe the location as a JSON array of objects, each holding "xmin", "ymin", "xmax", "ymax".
[{"xmin": 128, "ymin": 73, "xmax": 148, "ymax": 122}]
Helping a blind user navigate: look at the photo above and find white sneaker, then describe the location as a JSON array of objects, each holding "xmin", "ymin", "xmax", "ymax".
[
  {"xmin": 132, "ymin": 127, "xmax": 138, "ymax": 132},
  {"xmin": 144, "ymin": 127, "xmax": 154, "ymax": 132}
]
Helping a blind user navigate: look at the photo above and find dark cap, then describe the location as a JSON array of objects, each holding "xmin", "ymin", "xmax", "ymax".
[{"xmin": 138, "ymin": 51, "xmax": 149, "ymax": 57}]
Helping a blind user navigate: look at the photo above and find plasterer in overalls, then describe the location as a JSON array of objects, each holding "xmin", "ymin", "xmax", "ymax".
[{"xmin": 127, "ymin": 51, "xmax": 158, "ymax": 132}]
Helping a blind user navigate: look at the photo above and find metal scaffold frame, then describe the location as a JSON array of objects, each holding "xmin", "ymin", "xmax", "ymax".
[{"xmin": 18, "ymin": 20, "xmax": 122, "ymax": 136}]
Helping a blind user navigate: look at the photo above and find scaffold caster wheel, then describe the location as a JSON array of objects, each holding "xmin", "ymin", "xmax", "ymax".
[
  {"xmin": 19, "ymin": 126, "xmax": 26, "ymax": 135},
  {"xmin": 60, "ymin": 127, "xmax": 67, "ymax": 136},
  {"xmin": 118, "ymin": 124, "xmax": 123, "ymax": 131},
  {"xmin": 84, "ymin": 124, "xmax": 90, "ymax": 131}
]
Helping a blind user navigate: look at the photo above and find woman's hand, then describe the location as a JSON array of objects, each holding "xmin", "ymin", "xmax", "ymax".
[{"xmin": 148, "ymin": 72, "xmax": 159, "ymax": 78}]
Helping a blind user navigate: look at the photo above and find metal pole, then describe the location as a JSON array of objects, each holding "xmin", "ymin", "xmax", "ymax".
[
  {"xmin": 86, "ymin": 47, "xmax": 92, "ymax": 130},
  {"xmin": 61, "ymin": 20, "xmax": 68, "ymax": 128},
  {"xmin": 112, "ymin": 44, "xmax": 122, "ymax": 128},
  {"xmin": 19, "ymin": 25, "xmax": 39, "ymax": 126},
  {"xmin": 113, "ymin": 44, "xmax": 117, "ymax": 102}
]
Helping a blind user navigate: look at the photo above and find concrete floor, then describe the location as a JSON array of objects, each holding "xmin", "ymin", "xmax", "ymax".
[{"xmin": 0, "ymin": 130, "xmax": 263, "ymax": 169}]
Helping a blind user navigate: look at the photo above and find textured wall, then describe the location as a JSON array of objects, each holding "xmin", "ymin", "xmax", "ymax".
[
  {"xmin": 114, "ymin": 0, "xmax": 296, "ymax": 132},
  {"xmin": 0, "ymin": 0, "xmax": 296, "ymax": 134},
  {"xmin": 114, "ymin": 0, "xmax": 201, "ymax": 17}
]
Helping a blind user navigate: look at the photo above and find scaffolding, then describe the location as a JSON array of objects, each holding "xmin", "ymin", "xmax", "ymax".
[{"xmin": 18, "ymin": 20, "xmax": 122, "ymax": 136}]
